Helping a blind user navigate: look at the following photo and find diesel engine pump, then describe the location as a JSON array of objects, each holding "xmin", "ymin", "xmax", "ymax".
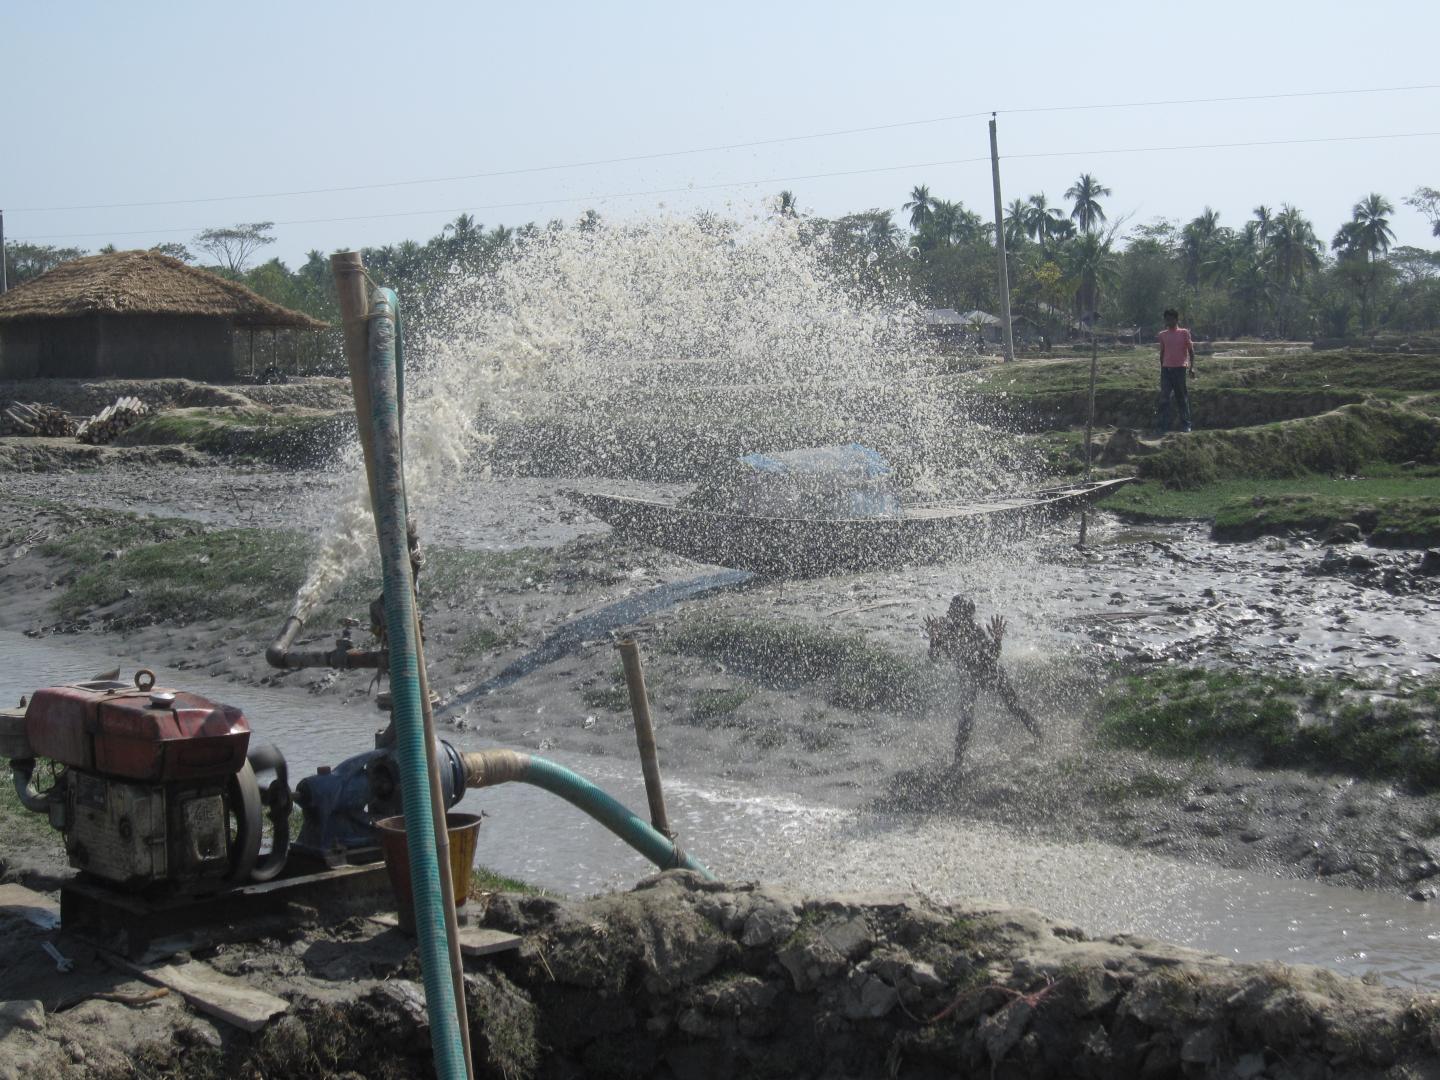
[{"xmin": 1, "ymin": 669, "xmax": 291, "ymax": 893}]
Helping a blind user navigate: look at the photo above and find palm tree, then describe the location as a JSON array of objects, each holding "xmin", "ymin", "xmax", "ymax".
[
  {"xmin": 1003, "ymin": 198, "xmax": 1029, "ymax": 249},
  {"xmin": 1180, "ymin": 208, "xmax": 1222, "ymax": 288},
  {"xmin": 903, "ymin": 185, "xmax": 934, "ymax": 231},
  {"xmin": 1348, "ymin": 193, "xmax": 1396, "ymax": 260},
  {"xmin": 1332, "ymin": 193, "xmax": 1396, "ymax": 332},
  {"xmin": 1061, "ymin": 230, "xmax": 1118, "ymax": 321},
  {"xmin": 1023, "ymin": 193, "xmax": 1066, "ymax": 251},
  {"xmin": 1251, "ymin": 205, "xmax": 1274, "ymax": 244},
  {"xmin": 1065, "ymin": 174, "xmax": 1112, "ymax": 234},
  {"xmin": 1268, "ymin": 205, "xmax": 1323, "ymax": 336}
]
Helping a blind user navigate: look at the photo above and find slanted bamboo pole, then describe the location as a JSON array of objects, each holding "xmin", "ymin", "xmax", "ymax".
[
  {"xmin": 617, "ymin": 638, "xmax": 673, "ymax": 837},
  {"xmin": 331, "ymin": 252, "xmax": 381, "ymax": 514}
]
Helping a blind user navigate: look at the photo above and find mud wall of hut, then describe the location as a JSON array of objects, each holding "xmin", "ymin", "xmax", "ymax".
[{"xmin": 0, "ymin": 314, "xmax": 235, "ymax": 380}]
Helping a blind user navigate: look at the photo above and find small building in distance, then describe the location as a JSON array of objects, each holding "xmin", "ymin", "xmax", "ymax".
[{"xmin": 0, "ymin": 250, "xmax": 327, "ymax": 381}]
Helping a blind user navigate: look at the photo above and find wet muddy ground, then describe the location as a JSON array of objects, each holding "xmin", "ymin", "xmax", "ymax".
[{"xmin": 2, "ymin": 460, "xmax": 1438, "ymax": 907}]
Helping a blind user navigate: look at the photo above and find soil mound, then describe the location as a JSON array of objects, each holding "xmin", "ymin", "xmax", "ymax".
[{"xmin": 8, "ymin": 873, "xmax": 1438, "ymax": 1078}]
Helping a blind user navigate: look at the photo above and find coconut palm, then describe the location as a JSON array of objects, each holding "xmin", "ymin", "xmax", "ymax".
[
  {"xmin": 1347, "ymin": 193, "xmax": 1396, "ymax": 261},
  {"xmin": 1023, "ymin": 193, "xmax": 1067, "ymax": 251},
  {"xmin": 1251, "ymin": 205, "xmax": 1274, "ymax": 244},
  {"xmin": 1061, "ymin": 230, "xmax": 1118, "ymax": 321},
  {"xmin": 1332, "ymin": 194, "xmax": 1397, "ymax": 332},
  {"xmin": 1003, "ymin": 198, "xmax": 1029, "ymax": 249},
  {"xmin": 903, "ymin": 185, "xmax": 934, "ymax": 231},
  {"xmin": 1180, "ymin": 208, "xmax": 1223, "ymax": 287},
  {"xmin": 1065, "ymin": 174, "xmax": 1112, "ymax": 234},
  {"xmin": 1267, "ymin": 205, "xmax": 1322, "ymax": 336}
]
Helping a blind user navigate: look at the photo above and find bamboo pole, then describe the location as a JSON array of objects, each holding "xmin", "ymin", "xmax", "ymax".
[
  {"xmin": 617, "ymin": 638, "xmax": 673, "ymax": 837},
  {"xmin": 331, "ymin": 252, "xmax": 381, "ymax": 513},
  {"xmin": 336, "ymin": 262, "xmax": 472, "ymax": 1078},
  {"xmin": 1079, "ymin": 328, "xmax": 1099, "ymax": 546}
]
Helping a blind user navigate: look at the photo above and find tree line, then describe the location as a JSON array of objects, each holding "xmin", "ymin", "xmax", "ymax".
[{"xmin": 4, "ymin": 182, "xmax": 1437, "ymax": 344}]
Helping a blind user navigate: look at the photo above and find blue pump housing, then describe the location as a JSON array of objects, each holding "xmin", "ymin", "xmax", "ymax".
[{"xmin": 292, "ymin": 741, "xmax": 467, "ymax": 859}]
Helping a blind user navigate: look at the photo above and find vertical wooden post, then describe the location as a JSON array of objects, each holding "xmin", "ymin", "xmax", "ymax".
[
  {"xmin": 1079, "ymin": 328, "xmax": 1099, "ymax": 546},
  {"xmin": 617, "ymin": 638, "xmax": 673, "ymax": 837}
]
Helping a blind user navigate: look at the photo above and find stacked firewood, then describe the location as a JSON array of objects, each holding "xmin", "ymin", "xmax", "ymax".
[
  {"xmin": 76, "ymin": 396, "xmax": 149, "ymax": 444},
  {"xmin": 1, "ymin": 401, "xmax": 78, "ymax": 437}
]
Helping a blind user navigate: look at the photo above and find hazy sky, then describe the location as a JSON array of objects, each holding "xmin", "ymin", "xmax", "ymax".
[{"xmin": 7, "ymin": 1, "xmax": 1439, "ymax": 266}]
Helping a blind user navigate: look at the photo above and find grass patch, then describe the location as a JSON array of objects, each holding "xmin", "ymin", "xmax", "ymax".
[
  {"xmin": 1107, "ymin": 473, "xmax": 1440, "ymax": 523},
  {"xmin": 452, "ymin": 621, "xmax": 520, "ymax": 657},
  {"xmin": 471, "ymin": 865, "xmax": 546, "ymax": 895},
  {"xmin": 666, "ymin": 614, "xmax": 931, "ymax": 712},
  {"xmin": 423, "ymin": 547, "xmax": 561, "ymax": 603},
  {"xmin": 40, "ymin": 514, "xmax": 312, "ymax": 624},
  {"xmin": 1098, "ymin": 667, "xmax": 1440, "ymax": 790},
  {"xmin": 690, "ymin": 687, "xmax": 752, "ymax": 723},
  {"xmin": 1104, "ymin": 473, "xmax": 1440, "ymax": 546},
  {"xmin": 582, "ymin": 683, "xmax": 632, "ymax": 713},
  {"xmin": 0, "ymin": 759, "xmax": 65, "ymax": 859},
  {"xmin": 118, "ymin": 407, "xmax": 354, "ymax": 466},
  {"xmin": 972, "ymin": 348, "xmax": 1440, "ymax": 399},
  {"xmin": 29, "ymin": 505, "xmax": 560, "ymax": 633},
  {"xmin": 1133, "ymin": 403, "xmax": 1440, "ymax": 489},
  {"xmin": 1089, "ymin": 768, "xmax": 1193, "ymax": 804},
  {"xmin": 1212, "ymin": 492, "xmax": 1440, "ymax": 546}
]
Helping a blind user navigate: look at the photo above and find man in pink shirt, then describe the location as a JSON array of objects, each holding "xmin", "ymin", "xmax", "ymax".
[{"xmin": 1155, "ymin": 307, "xmax": 1195, "ymax": 434}]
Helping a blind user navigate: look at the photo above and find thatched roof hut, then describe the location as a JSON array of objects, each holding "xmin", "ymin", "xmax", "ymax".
[{"xmin": 0, "ymin": 250, "xmax": 327, "ymax": 381}]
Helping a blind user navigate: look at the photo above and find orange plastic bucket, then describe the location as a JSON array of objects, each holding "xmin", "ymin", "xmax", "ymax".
[{"xmin": 375, "ymin": 812, "xmax": 482, "ymax": 934}]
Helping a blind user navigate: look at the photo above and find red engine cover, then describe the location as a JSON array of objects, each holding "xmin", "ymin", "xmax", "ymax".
[{"xmin": 25, "ymin": 680, "xmax": 251, "ymax": 782}]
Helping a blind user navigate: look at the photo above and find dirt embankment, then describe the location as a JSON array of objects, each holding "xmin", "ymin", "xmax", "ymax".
[
  {"xmin": 0, "ymin": 378, "xmax": 357, "ymax": 470},
  {"xmin": 0, "ymin": 377, "xmax": 354, "ymax": 415},
  {"xmin": 3, "ymin": 873, "xmax": 1438, "ymax": 1079}
]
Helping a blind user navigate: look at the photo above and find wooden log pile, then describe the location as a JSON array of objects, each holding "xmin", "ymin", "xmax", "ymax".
[
  {"xmin": 1, "ymin": 400, "xmax": 78, "ymax": 438},
  {"xmin": 75, "ymin": 396, "xmax": 149, "ymax": 444}
]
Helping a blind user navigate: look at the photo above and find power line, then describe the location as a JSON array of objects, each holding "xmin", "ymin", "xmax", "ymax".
[
  {"xmin": 13, "ymin": 129, "xmax": 1439, "ymax": 243},
  {"xmin": 10, "ymin": 83, "xmax": 1438, "ymax": 214}
]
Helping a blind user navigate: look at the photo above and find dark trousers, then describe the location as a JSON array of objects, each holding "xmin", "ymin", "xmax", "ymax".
[
  {"xmin": 1156, "ymin": 366, "xmax": 1191, "ymax": 431},
  {"xmin": 953, "ymin": 670, "xmax": 1044, "ymax": 765}
]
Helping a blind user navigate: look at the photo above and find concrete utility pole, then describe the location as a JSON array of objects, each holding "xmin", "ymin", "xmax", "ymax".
[
  {"xmin": 988, "ymin": 115, "xmax": 1015, "ymax": 362},
  {"xmin": 1, "ymin": 210, "xmax": 8, "ymax": 293}
]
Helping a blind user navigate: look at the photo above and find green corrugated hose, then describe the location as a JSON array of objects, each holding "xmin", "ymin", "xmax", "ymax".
[
  {"xmin": 368, "ymin": 287, "xmax": 468, "ymax": 1080},
  {"xmin": 461, "ymin": 749, "xmax": 714, "ymax": 879}
]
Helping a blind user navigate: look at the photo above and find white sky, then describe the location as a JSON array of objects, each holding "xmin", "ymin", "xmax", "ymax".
[{"xmin": 6, "ymin": 0, "xmax": 1439, "ymax": 266}]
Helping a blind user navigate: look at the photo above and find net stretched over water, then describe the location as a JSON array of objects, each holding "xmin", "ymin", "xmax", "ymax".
[{"xmin": 290, "ymin": 212, "xmax": 1040, "ymax": 617}]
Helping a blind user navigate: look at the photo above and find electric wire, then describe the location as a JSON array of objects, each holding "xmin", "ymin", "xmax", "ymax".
[
  {"xmin": 13, "ymin": 129, "xmax": 1439, "ymax": 243},
  {"xmin": 9, "ymin": 82, "xmax": 1438, "ymax": 214}
]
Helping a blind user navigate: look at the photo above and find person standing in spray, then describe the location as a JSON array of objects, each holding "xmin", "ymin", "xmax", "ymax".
[
  {"xmin": 1155, "ymin": 307, "xmax": 1196, "ymax": 434},
  {"xmin": 924, "ymin": 596, "xmax": 1043, "ymax": 768}
]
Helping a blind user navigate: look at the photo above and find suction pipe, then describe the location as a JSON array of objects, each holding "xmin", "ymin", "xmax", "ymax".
[
  {"xmin": 374, "ymin": 288, "xmax": 476, "ymax": 1077},
  {"xmin": 344, "ymin": 268, "xmax": 470, "ymax": 1080},
  {"xmin": 460, "ymin": 750, "xmax": 714, "ymax": 878}
]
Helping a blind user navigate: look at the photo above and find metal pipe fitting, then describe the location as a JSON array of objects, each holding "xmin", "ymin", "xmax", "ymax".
[{"xmin": 266, "ymin": 615, "xmax": 384, "ymax": 671}]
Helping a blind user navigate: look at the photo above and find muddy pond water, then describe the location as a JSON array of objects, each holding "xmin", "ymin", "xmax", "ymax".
[{"xmin": 7, "ymin": 628, "xmax": 1440, "ymax": 990}]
